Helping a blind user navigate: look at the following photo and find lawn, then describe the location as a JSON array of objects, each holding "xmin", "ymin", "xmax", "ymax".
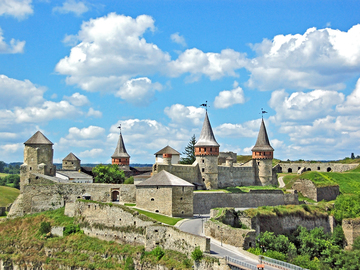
[
  {"xmin": 124, "ymin": 203, "xmax": 136, "ymax": 207},
  {"xmin": 0, "ymin": 185, "xmax": 20, "ymax": 207},
  {"xmin": 0, "ymin": 173, "xmax": 9, "ymax": 177},
  {"xmin": 133, "ymin": 208, "xmax": 182, "ymax": 226}
]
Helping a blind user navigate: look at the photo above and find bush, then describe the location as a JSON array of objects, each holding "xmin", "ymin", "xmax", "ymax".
[
  {"xmin": 124, "ymin": 257, "xmax": 134, "ymax": 270},
  {"xmin": 152, "ymin": 246, "xmax": 165, "ymax": 260},
  {"xmin": 63, "ymin": 224, "xmax": 80, "ymax": 236},
  {"xmin": 39, "ymin": 221, "xmax": 51, "ymax": 235},
  {"xmin": 183, "ymin": 258, "xmax": 192, "ymax": 267},
  {"xmin": 191, "ymin": 247, "xmax": 203, "ymax": 261},
  {"xmin": 124, "ymin": 177, "xmax": 134, "ymax": 184}
]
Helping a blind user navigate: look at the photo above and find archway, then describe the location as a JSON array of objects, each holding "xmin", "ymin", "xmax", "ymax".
[
  {"xmin": 278, "ymin": 167, "xmax": 283, "ymax": 173},
  {"xmin": 112, "ymin": 190, "xmax": 119, "ymax": 202},
  {"xmin": 327, "ymin": 167, "xmax": 332, "ymax": 172},
  {"xmin": 288, "ymin": 168, "xmax": 292, "ymax": 173},
  {"xmin": 307, "ymin": 168, "xmax": 311, "ymax": 171}
]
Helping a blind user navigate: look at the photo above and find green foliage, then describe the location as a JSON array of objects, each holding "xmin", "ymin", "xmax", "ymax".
[
  {"xmin": 179, "ymin": 134, "xmax": 196, "ymax": 164},
  {"xmin": 152, "ymin": 246, "xmax": 165, "ymax": 260},
  {"xmin": 39, "ymin": 221, "xmax": 51, "ymax": 235},
  {"xmin": 352, "ymin": 236, "xmax": 360, "ymax": 251},
  {"xmin": 331, "ymin": 225, "xmax": 345, "ymax": 248},
  {"xmin": 92, "ymin": 164, "xmax": 126, "ymax": 184},
  {"xmin": 256, "ymin": 232, "xmax": 296, "ymax": 258},
  {"xmin": 124, "ymin": 257, "xmax": 134, "ymax": 270},
  {"xmin": 333, "ymin": 194, "xmax": 360, "ymax": 222},
  {"xmin": 191, "ymin": 246, "xmax": 203, "ymax": 261},
  {"xmin": 63, "ymin": 224, "xmax": 80, "ymax": 236},
  {"xmin": 124, "ymin": 177, "xmax": 134, "ymax": 184},
  {"xmin": 0, "ymin": 174, "xmax": 20, "ymax": 189},
  {"xmin": 182, "ymin": 258, "xmax": 192, "ymax": 267},
  {"xmin": 133, "ymin": 208, "xmax": 182, "ymax": 225}
]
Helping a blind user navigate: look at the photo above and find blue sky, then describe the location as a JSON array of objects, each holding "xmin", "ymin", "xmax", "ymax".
[{"xmin": 1, "ymin": 0, "xmax": 360, "ymax": 164}]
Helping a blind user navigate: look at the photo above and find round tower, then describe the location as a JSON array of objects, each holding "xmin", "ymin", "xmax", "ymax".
[
  {"xmin": 251, "ymin": 119, "xmax": 274, "ymax": 186},
  {"xmin": 20, "ymin": 131, "xmax": 56, "ymax": 192},
  {"xmin": 195, "ymin": 112, "xmax": 220, "ymax": 189},
  {"xmin": 111, "ymin": 131, "xmax": 130, "ymax": 171}
]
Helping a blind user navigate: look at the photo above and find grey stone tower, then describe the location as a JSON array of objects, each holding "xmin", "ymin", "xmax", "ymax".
[
  {"xmin": 111, "ymin": 132, "xmax": 130, "ymax": 171},
  {"xmin": 251, "ymin": 119, "xmax": 274, "ymax": 186},
  {"xmin": 62, "ymin": 152, "xmax": 81, "ymax": 171},
  {"xmin": 195, "ymin": 112, "xmax": 220, "ymax": 189},
  {"xmin": 20, "ymin": 131, "xmax": 56, "ymax": 192}
]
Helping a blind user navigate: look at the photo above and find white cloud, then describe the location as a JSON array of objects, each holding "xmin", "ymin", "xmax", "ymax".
[
  {"xmin": 0, "ymin": 28, "xmax": 25, "ymax": 53},
  {"xmin": 0, "ymin": 0, "xmax": 33, "ymax": 19},
  {"xmin": 53, "ymin": 0, "xmax": 88, "ymax": 16},
  {"xmin": 0, "ymin": 143, "xmax": 22, "ymax": 153},
  {"xmin": 64, "ymin": 92, "xmax": 89, "ymax": 106},
  {"xmin": 167, "ymin": 48, "xmax": 246, "ymax": 81},
  {"xmin": 66, "ymin": 126, "xmax": 105, "ymax": 140},
  {"xmin": 0, "ymin": 74, "xmax": 45, "ymax": 109},
  {"xmin": 214, "ymin": 119, "xmax": 261, "ymax": 138},
  {"xmin": 79, "ymin": 148, "xmax": 104, "ymax": 158},
  {"xmin": 336, "ymin": 77, "xmax": 360, "ymax": 114},
  {"xmin": 115, "ymin": 77, "xmax": 162, "ymax": 106},
  {"xmin": 87, "ymin": 107, "xmax": 102, "ymax": 118},
  {"xmin": 269, "ymin": 89, "xmax": 344, "ymax": 123},
  {"xmin": 164, "ymin": 104, "xmax": 205, "ymax": 126},
  {"xmin": 214, "ymin": 81, "xmax": 245, "ymax": 109},
  {"xmin": 246, "ymin": 24, "xmax": 360, "ymax": 90},
  {"xmin": 171, "ymin": 32, "xmax": 187, "ymax": 47},
  {"xmin": 55, "ymin": 13, "xmax": 170, "ymax": 92}
]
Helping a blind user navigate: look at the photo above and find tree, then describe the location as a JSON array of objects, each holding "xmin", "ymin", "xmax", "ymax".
[
  {"xmin": 0, "ymin": 161, "xmax": 5, "ymax": 173},
  {"xmin": 179, "ymin": 134, "xmax": 196, "ymax": 164},
  {"xmin": 92, "ymin": 164, "xmax": 126, "ymax": 184},
  {"xmin": 351, "ymin": 153, "xmax": 355, "ymax": 159}
]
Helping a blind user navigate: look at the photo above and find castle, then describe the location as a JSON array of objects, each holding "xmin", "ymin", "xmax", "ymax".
[{"xmin": 152, "ymin": 112, "xmax": 278, "ymax": 189}]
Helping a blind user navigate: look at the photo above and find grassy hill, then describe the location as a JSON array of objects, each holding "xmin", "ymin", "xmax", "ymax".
[
  {"xmin": 0, "ymin": 186, "xmax": 20, "ymax": 207},
  {"xmin": 0, "ymin": 173, "xmax": 9, "ymax": 177},
  {"xmin": 283, "ymin": 170, "xmax": 360, "ymax": 195}
]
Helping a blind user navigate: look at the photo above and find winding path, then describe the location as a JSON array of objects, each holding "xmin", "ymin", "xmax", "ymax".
[{"xmin": 278, "ymin": 176, "xmax": 285, "ymax": 188}]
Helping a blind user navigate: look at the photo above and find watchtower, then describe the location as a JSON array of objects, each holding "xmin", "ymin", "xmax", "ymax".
[
  {"xmin": 111, "ymin": 129, "xmax": 130, "ymax": 171},
  {"xmin": 62, "ymin": 152, "xmax": 81, "ymax": 171},
  {"xmin": 20, "ymin": 131, "xmax": 56, "ymax": 192},
  {"xmin": 195, "ymin": 112, "xmax": 220, "ymax": 189},
  {"xmin": 252, "ymin": 119, "xmax": 274, "ymax": 185}
]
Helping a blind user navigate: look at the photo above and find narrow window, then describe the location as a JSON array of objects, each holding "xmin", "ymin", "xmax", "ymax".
[
  {"xmin": 202, "ymin": 168, "xmax": 205, "ymax": 172},
  {"xmin": 155, "ymin": 210, "xmax": 159, "ymax": 213},
  {"xmin": 180, "ymin": 197, "xmax": 183, "ymax": 201},
  {"xmin": 202, "ymin": 159, "xmax": 204, "ymax": 163},
  {"xmin": 151, "ymin": 198, "xmax": 154, "ymax": 201},
  {"xmin": 204, "ymin": 147, "xmax": 206, "ymax": 152},
  {"xmin": 210, "ymin": 148, "xmax": 212, "ymax": 152},
  {"xmin": 134, "ymin": 221, "xmax": 136, "ymax": 225}
]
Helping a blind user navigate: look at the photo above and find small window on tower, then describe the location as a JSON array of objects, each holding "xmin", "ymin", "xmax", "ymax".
[
  {"xmin": 210, "ymin": 148, "xmax": 212, "ymax": 152},
  {"xmin": 202, "ymin": 159, "xmax": 204, "ymax": 163},
  {"xmin": 204, "ymin": 148, "xmax": 206, "ymax": 152},
  {"xmin": 202, "ymin": 168, "xmax": 205, "ymax": 172}
]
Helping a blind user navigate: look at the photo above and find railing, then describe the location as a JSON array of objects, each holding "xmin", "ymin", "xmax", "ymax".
[
  {"xmin": 225, "ymin": 256, "xmax": 258, "ymax": 270},
  {"xmin": 259, "ymin": 255, "xmax": 309, "ymax": 270}
]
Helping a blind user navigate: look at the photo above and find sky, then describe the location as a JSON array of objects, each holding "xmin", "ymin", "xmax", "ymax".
[{"xmin": 1, "ymin": 0, "xmax": 360, "ymax": 164}]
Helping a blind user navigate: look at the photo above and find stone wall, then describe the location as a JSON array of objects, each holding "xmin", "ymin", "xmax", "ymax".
[
  {"xmin": 342, "ymin": 217, "xmax": 360, "ymax": 249},
  {"xmin": 51, "ymin": 226, "xmax": 64, "ymax": 237},
  {"xmin": 172, "ymin": 186, "xmax": 194, "ymax": 217},
  {"xmin": 218, "ymin": 165, "xmax": 256, "ymax": 188},
  {"xmin": 218, "ymin": 152, "xmax": 237, "ymax": 165},
  {"xmin": 277, "ymin": 162, "xmax": 358, "ymax": 173},
  {"xmin": 204, "ymin": 220, "xmax": 256, "ymax": 249},
  {"xmin": 193, "ymin": 190, "xmax": 299, "ymax": 214},
  {"xmin": 8, "ymin": 180, "xmax": 136, "ymax": 217},
  {"xmin": 136, "ymin": 186, "xmax": 173, "ymax": 216},
  {"xmin": 292, "ymin": 179, "xmax": 340, "ymax": 201},
  {"xmin": 0, "ymin": 207, "xmax": 5, "ymax": 216},
  {"xmin": 70, "ymin": 200, "xmax": 210, "ymax": 255}
]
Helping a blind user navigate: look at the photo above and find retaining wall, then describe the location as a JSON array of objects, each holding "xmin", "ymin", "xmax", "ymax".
[
  {"xmin": 277, "ymin": 162, "xmax": 358, "ymax": 173},
  {"xmin": 292, "ymin": 179, "xmax": 340, "ymax": 201},
  {"xmin": 342, "ymin": 217, "xmax": 360, "ymax": 249}
]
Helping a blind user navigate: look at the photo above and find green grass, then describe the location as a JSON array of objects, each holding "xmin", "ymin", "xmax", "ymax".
[
  {"xmin": 133, "ymin": 208, "xmax": 182, "ymax": 226},
  {"xmin": 0, "ymin": 185, "xmax": 20, "ymax": 207},
  {"xmin": 236, "ymin": 155, "xmax": 252, "ymax": 164},
  {"xmin": 0, "ymin": 173, "xmax": 9, "ymax": 177},
  {"xmin": 124, "ymin": 203, "xmax": 136, "ymax": 207}
]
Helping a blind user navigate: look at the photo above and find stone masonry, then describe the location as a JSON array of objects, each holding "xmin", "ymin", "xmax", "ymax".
[{"xmin": 292, "ymin": 179, "xmax": 340, "ymax": 201}]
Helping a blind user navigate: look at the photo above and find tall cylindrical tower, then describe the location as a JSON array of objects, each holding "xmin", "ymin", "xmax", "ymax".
[
  {"xmin": 251, "ymin": 119, "xmax": 274, "ymax": 186},
  {"xmin": 195, "ymin": 112, "xmax": 220, "ymax": 189}
]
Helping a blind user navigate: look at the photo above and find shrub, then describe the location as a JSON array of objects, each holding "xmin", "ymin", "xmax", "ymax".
[
  {"xmin": 39, "ymin": 221, "xmax": 51, "ymax": 235},
  {"xmin": 191, "ymin": 247, "xmax": 203, "ymax": 261},
  {"xmin": 63, "ymin": 224, "xmax": 80, "ymax": 236},
  {"xmin": 152, "ymin": 246, "xmax": 165, "ymax": 260},
  {"xmin": 124, "ymin": 257, "xmax": 134, "ymax": 270},
  {"xmin": 124, "ymin": 177, "xmax": 134, "ymax": 184},
  {"xmin": 183, "ymin": 258, "xmax": 192, "ymax": 267}
]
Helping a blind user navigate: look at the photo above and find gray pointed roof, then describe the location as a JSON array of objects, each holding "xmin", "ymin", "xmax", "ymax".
[
  {"xmin": 136, "ymin": 170, "xmax": 194, "ymax": 187},
  {"xmin": 154, "ymin": 145, "xmax": 181, "ymax": 155},
  {"xmin": 112, "ymin": 133, "xmax": 130, "ymax": 159},
  {"xmin": 194, "ymin": 112, "xmax": 220, "ymax": 147},
  {"xmin": 251, "ymin": 119, "xmax": 274, "ymax": 152},
  {"xmin": 24, "ymin": 131, "xmax": 53, "ymax": 145},
  {"xmin": 63, "ymin": 152, "xmax": 80, "ymax": 162}
]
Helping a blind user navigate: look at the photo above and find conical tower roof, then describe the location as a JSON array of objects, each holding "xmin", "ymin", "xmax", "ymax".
[
  {"xmin": 111, "ymin": 133, "xmax": 130, "ymax": 158},
  {"xmin": 251, "ymin": 119, "xmax": 274, "ymax": 152},
  {"xmin": 63, "ymin": 152, "xmax": 80, "ymax": 161},
  {"xmin": 24, "ymin": 131, "xmax": 53, "ymax": 145},
  {"xmin": 195, "ymin": 112, "xmax": 219, "ymax": 147}
]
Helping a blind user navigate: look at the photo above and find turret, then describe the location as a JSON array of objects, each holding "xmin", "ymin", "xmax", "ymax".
[
  {"xmin": 20, "ymin": 131, "xmax": 56, "ymax": 192},
  {"xmin": 111, "ymin": 132, "xmax": 130, "ymax": 170},
  {"xmin": 62, "ymin": 152, "xmax": 81, "ymax": 171},
  {"xmin": 251, "ymin": 119, "xmax": 274, "ymax": 185},
  {"xmin": 195, "ymin": 112, "xmax": 219, "ymax": 189}
]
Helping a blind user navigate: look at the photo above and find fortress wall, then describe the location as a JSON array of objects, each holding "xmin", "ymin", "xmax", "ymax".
[
  {"xmin": 154, "ymin": 164, "xmax": 202, "ymax": 185},
  {"xmin": 218, "ymin": 166, "xmax": 256, "ymax": 188},
  {"xmin": 278, "ymin": 162, "xmax": 358, "ymax": 173},
  {"xmin": 146, "ymin": 225, "xmax": 210, "ymax": 254},
  {"xmin": 292, "ymin": 179, "xmax": 339, "ymax": 201},
  {"xmin": 136, "ymin": 186, "xmax": 173, "ymax": 217},
  {"xmin": 204, "ymin": 220, "xmax": 255, "ymax": 249},
  {"xmin": 172, "ymin": 186, "xmax": 194, "ymax": 217},
  {"xmin": 342, "ymin": 218, "xmax": 360, "ymax": 249},
  {"xmin": 193, "ymin": 190, "xmax": 298, "ymax": 214},
  {"xmin": 19, "ymin": 181, "xmax": 136, "ymax": 215}
]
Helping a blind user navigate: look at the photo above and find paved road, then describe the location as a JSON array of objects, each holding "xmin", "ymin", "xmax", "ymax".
[
  {"xmin": 278, "ymin": 176, "xmax": 285, "ymax": 188},
  {"xmin": 178, "ymin": 216, "xmax": 279, "ymax": 270}
]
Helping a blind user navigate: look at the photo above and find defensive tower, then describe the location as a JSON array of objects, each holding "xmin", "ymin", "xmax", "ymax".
[
  {"xmin": 195, "ymin": 112, "xmax": 220, "ymax": 189},
  {"xmin": 62, "ymin": 152, "xmax": 81, "ymax": 171},
  {"xmin": 252, "ymin": 119, "xmax": 274, "ymax": 185},
  {"xmin": 20, "ymin": 131, "xmax": 56, "ymax": 192},
  {"xmin": 111, "ymin": 128, "xmax": 130, "ymax": 171}
]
